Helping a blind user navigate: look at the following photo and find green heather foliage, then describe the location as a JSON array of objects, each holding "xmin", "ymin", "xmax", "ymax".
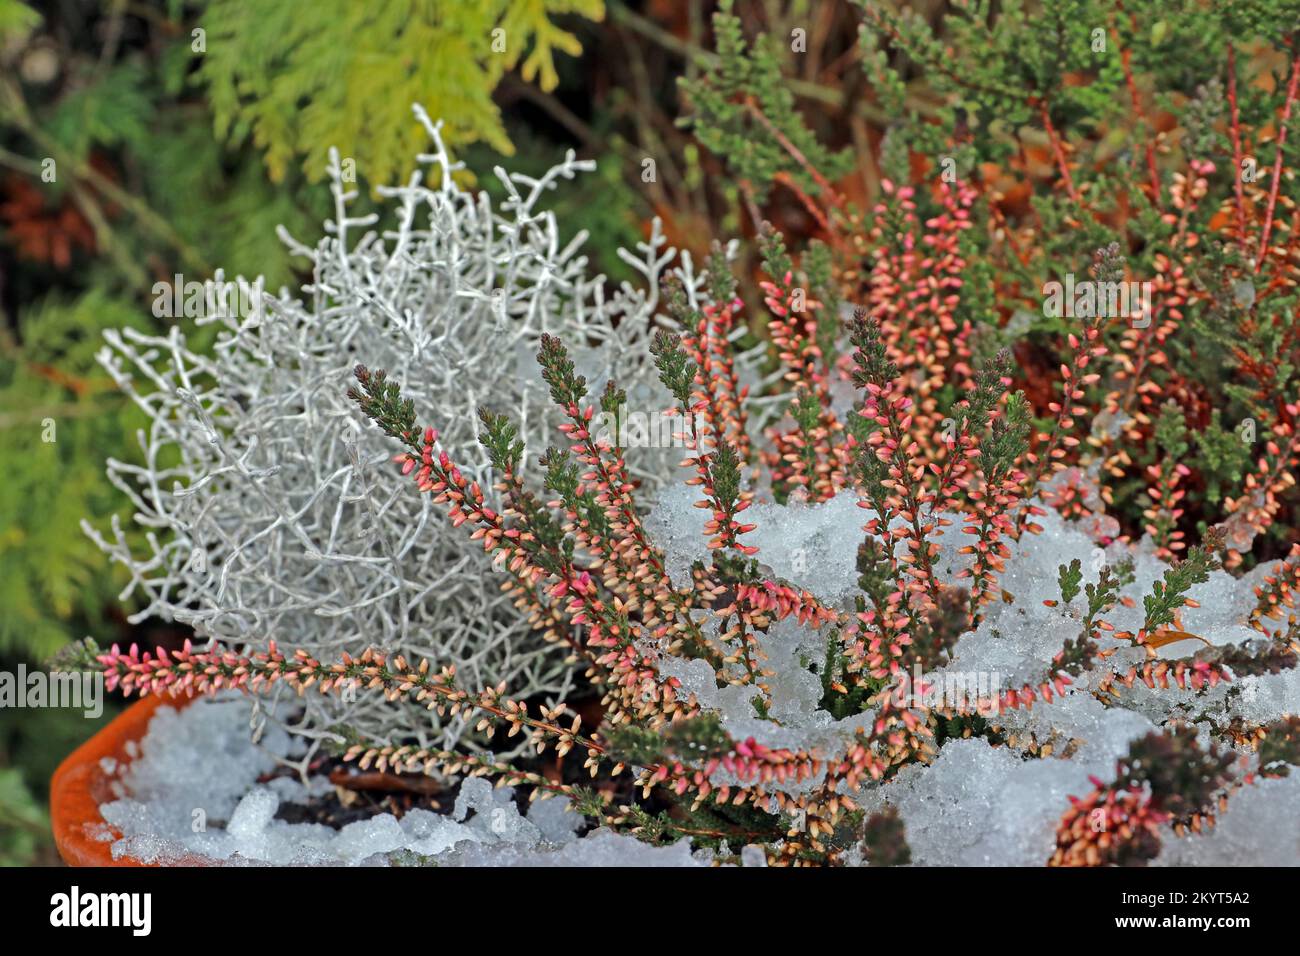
[
  {"xmin": 679, "ymin": 0, "xmax": 853, "ymax": 202},
  {"xmin": 855, "ymin": 0, "xmax": 1300, "ymax": 552}
]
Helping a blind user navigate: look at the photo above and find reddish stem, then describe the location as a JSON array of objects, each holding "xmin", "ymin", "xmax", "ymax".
[
  {"xmin": 1039, "ymin": 100, "xmax": 1082, "ymax": 204},
  {"xmin": 1227, "ymin": 43, "xmax": 1248, "ymax": 242},
  {"xmin": 773, "ymin": 170, "xmax": 834, "ymax": 235},
  {"xmin": 1122, "ymin": 54, "xmax": 1161, "ymax": 204},
  {"xmin": 745, "ymin": 98, "xmax": 844, "ymax": 211},
  {"xmin": 1257, "ymin": 44, "xmax": 1300, "ymax": 271},
  {"xmin": 1114, "ymin": 6, "xmax": 1160, "ymax": 204}
]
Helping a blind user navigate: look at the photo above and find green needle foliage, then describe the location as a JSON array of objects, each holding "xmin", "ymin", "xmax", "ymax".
[
  {"xmin": 1142, "ymin": 534, "xmax": 1224, "ymax": 634},
  {"xmin": 0, "ymin": 292, "xmax": 150, "ymax": 658},
  {"xmin": 0, "ymin": 5, "xmax": 331, "ymax": 664},
  {"xmin": 198, "ymin": 0, "xmax": 606, "ymax": 186},
  {"xmin": 678, "ymin": 0, "xmax": 852, "ymax": 203}
]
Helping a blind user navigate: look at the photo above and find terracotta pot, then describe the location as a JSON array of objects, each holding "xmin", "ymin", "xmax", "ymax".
[{"xmin": 50, "ymin": 693, "xmax": 206, "ymax": 866}]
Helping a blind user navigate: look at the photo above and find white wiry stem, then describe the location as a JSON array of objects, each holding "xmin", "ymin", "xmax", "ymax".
[{"xmin": 86, "ymin": 106, "xmax": 759, "ymax": 764}]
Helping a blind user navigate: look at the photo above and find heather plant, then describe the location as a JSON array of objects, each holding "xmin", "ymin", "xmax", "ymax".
[
  {"xmin": 54, "ymin": 0, "xmax": 1300, "ymax": 868},
  {"xmin": 677, "ymin": 0, "xmax": 854, "ymax": 222},
  {"xmin": 81, "ymin": 106, "xmax": 720, "ymax": 771},
  {"xmin": 86, "ymin": 221, "xmax": 1300, "ymax": 865},
  {"xmin": 855, "ymin": 0, "xmax": 1300, "ymax": 567},
  {"xmin": 686, "ymin": 0, "xmax": 1300, "ymax": 569}
]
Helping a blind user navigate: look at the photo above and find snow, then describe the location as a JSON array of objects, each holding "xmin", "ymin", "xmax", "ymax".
[
  {"xmin": 98, "ymin": 695, "xmax": 714, "ymax": 866},
  {"xmin": 1234, "ymin": 667, "xmax": 1300, "ymax": 725},
  {"xmin": 741, "ymin": 844, "xmax": 768, "ymax": 867},
  {"xmin": 100, "ymin": 481, "xmax": 1298, "ymax": 865},
  {"xmin": 646, "ymin": 484, "xmax": 870, "ymax": 609},
  {"xmin": 645, "ymin": 488, "xmax": 1297, "ymax": 864},
  {"xmin": 1154, "ymin": 772, "xmax": 1300, "ymax": 866},
  {"xmin": 860, "ymin": 740, "xmax": 1075, "ymax": 866},
  {"xmin": 226, "ymin": 787, "xmax": 279, "ymax": 840},
  {"xmin": 857, "ymin": 697, "xmax": 1159, "ymax": 866}
]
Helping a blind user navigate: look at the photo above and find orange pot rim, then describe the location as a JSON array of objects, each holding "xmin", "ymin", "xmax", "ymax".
[{"xmin": 50, "ymin": 692, "xmax": 213, "ymax": 867}]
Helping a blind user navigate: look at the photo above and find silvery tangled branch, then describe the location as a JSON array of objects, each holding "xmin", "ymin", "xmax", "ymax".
[{"xmin": 82, "ymin": 106, "xmax": 754, "ymax": 769}]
